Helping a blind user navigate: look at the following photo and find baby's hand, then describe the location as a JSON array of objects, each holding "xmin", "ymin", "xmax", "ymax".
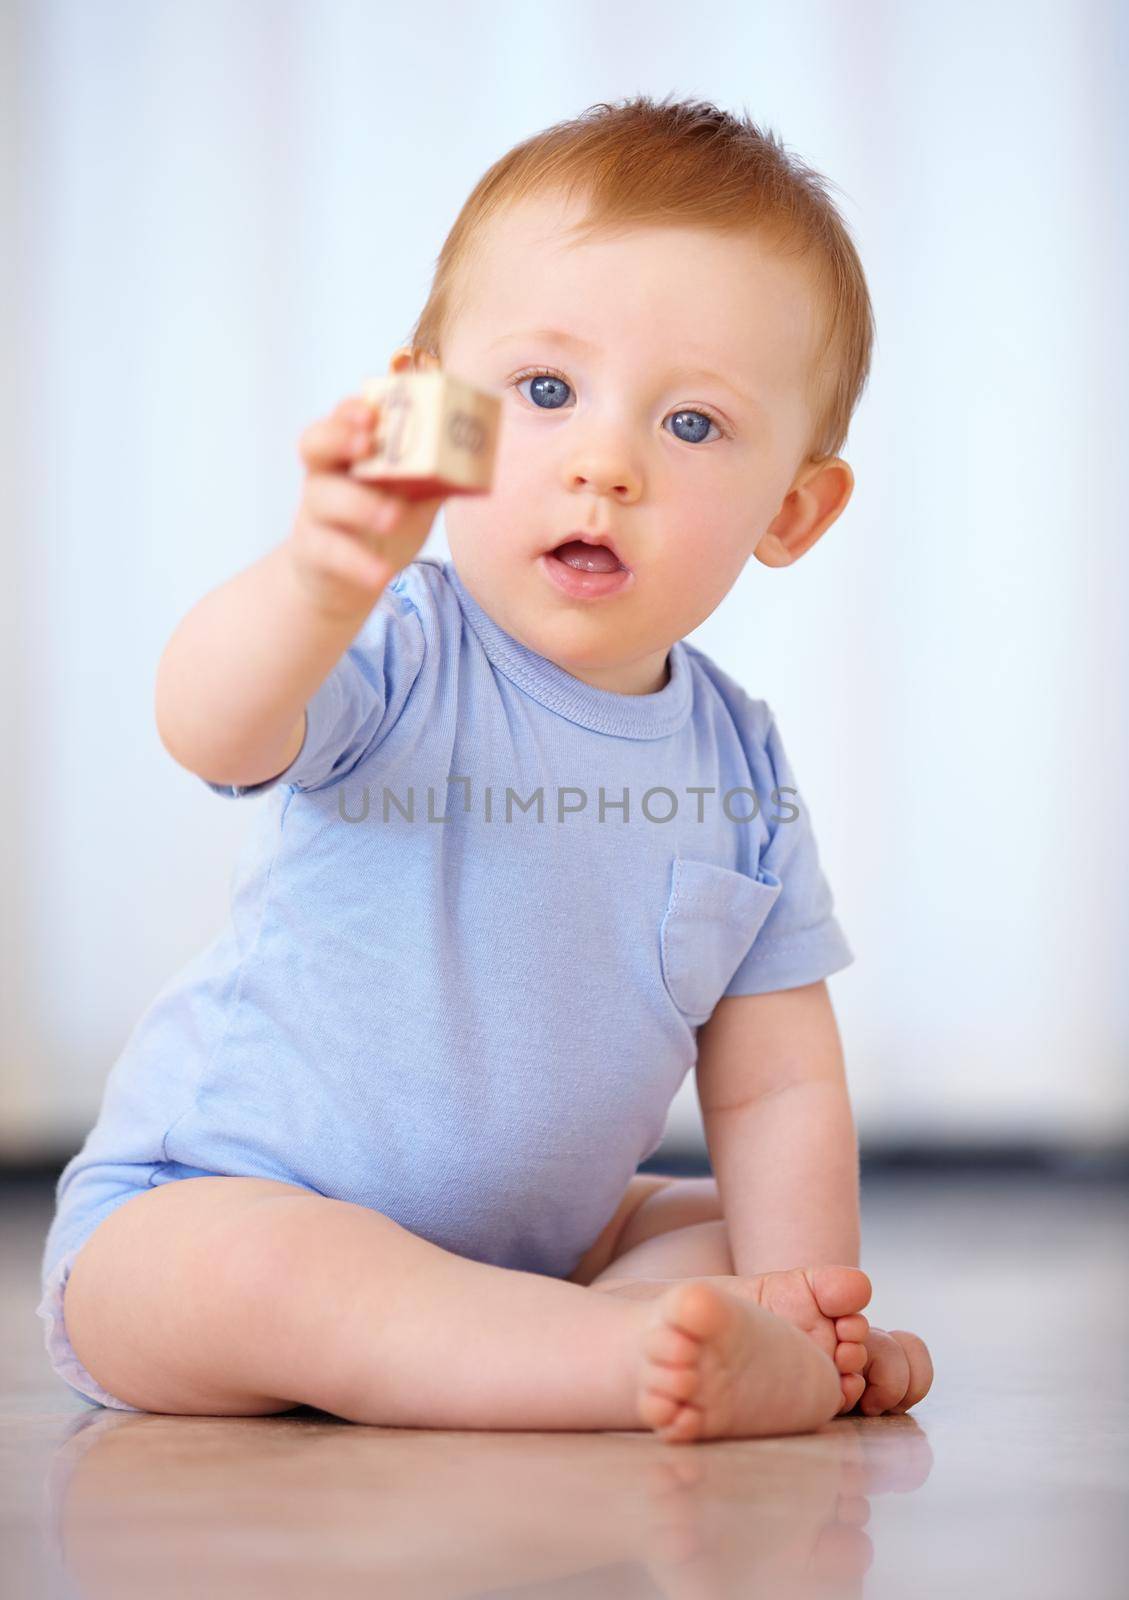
[
  {"xmin": 848, "ymin": 1326, "xmax": 934, "ymax": 1416},
  {"xmin": 285, "ymin": 395, "xmax": 447, "ymax": 621}
]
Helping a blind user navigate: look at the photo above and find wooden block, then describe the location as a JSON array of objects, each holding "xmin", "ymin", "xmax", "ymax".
[{"xmin": 349, "ymin": 370, "xmax": 500, "ymax": 500}]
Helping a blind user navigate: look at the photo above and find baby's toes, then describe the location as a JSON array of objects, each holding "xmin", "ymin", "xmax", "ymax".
[
  {"xmin": 835, "ymin": 1339, "xmax": 868, "ymax": 1375},
  {"xmin": 643, "ymin": 1318, "xmax": 703, "ymax": 1368},
  {"xmin": 886, "ymin": 1330, "xmax": 935, "ymax": 1411},
  {"xmin": 835, "ymin": 1314, "xmax": 869, "ymax": 1343},
  {"xmin": 859, "ymin": 1329, "xmax": 911, "ymax": 1415},
  {"xmin": 809, "ymin": 1265, "xmax": 873, "ymax": 1320},
  {"xmin": 839, "ymin": 1373, "xmax": 866, "ymax": 1413},
  {"xmin": 646, "ymin": 1361, "xmax": 701, "ymax": 1405}
]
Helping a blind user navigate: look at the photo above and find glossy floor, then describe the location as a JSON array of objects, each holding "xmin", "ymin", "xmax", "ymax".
[{"xmin": 3, "ymin": 1169, "xmax": 1126, "ymax": 1598}]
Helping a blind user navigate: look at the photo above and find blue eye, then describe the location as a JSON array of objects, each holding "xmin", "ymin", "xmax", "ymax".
[
  {"xmin": 667, "ymin": 410, "xmax": 715, "ymax": 445},
  {"xmin": 521, "ymin": 371, "xmax": 570, "ymax": 410},
  {"xmin": 511, "ymin": 367, "xmax": 726, "ymax": 445}
]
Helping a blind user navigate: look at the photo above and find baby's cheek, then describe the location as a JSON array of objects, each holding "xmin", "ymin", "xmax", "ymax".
[
  {"xmin": 659, "ymin": 519, "xmax": 747, "ymax": 610},
  {"xmin": 445, "ymin": 488, "xmax": 514, "ymax": 560},
  {"xmin": 451, "ymin": 459, "xmax": 539, "ymax": 545},
  {"xmin": 665, "ymin": 487, "xmax": 739, "ymax": 555}
]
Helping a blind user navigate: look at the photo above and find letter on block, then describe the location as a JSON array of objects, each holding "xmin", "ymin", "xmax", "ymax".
[{"xmin": 349, "ymin": 371, "xmax": 500, "ymax": 500}]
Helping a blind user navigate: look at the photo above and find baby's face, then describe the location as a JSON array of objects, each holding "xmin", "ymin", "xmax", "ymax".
[{"xmin": 435, "ymin": 194, "xmax": 833, "ymax": 695}]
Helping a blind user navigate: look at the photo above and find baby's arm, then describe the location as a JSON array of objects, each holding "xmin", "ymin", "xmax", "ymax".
[
  {"xmin": 695, "ymin": 979, "xmax": 860, "ymax": 1274},
  {"xmin": 697, "ymin": 982, "xmax": 935, "ymax": 1415},
  {"xmin": 155, "ymin": 396, "xmax": 445, "ymax": 788}
]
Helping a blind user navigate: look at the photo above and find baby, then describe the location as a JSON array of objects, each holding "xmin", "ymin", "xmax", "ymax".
[{"xmin": 38, "ymin": 96, "xmax": 932, "ymax": 1442}]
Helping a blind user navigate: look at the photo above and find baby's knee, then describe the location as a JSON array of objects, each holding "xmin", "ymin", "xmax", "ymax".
[{"xmin": 63, "ymin": 1177, "xmax": 315, "ymax": 1415}]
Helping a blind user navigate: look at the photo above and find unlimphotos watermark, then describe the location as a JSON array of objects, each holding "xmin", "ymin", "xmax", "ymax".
[{"xmin": 333, "ymin": 778, "xmax": 801, "ymax": 825}]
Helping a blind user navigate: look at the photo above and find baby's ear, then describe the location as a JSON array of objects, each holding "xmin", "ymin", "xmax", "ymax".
[
  {"xmin": 755, "ymin": 457, "xmax": 855, "ymax": 568},
  {"xmin": 752, "ymin": 530, "xmax": 795, "ymax": 568},
  {"xmin": 388, "ymin": 346, "xmax": 440, "ymax": 376}
]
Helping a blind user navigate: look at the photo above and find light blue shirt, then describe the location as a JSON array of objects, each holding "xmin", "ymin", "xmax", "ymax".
[{"xmin": 43, "ymin": 557, "xmax": 853, "ymax": 1286}]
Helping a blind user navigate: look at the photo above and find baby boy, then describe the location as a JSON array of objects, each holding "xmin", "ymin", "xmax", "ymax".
[{"xmin": 39, "ymin": 97, "xmax": 932, "ymax": 1441}]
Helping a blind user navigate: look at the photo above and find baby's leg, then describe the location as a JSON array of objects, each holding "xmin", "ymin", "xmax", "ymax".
[
  {"xmin": 62, "ymin": 1176, "xmax": 652, "ymax": 1428},
  {"xmin": 61, "ymin": 1175, "xmax": 842, "ymax": 1438}
]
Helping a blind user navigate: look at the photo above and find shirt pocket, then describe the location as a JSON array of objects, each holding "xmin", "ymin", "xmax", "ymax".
[{"xmin": 659, "ymin": 856, "xmax": 783, "ymax": 1025}]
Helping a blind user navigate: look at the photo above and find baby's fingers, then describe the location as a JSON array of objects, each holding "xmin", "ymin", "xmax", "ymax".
[
  {"xmin": 300, "ymin": 519, "xmax": 397, "ymax": 594},
  {"xmin": 298, "ymin": 397, "xmax": 378, "ymax": 473},
  {"xmin": 303, "ymin": 471, "xmax": 404, "ymax": 540}
]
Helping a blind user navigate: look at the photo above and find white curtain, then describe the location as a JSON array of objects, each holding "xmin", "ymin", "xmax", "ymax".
[{"xmin": 3, "ymin": 0, "xmax": 1125, "ymax": 1154}]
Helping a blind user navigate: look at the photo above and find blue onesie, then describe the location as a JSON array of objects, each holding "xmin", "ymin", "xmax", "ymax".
[{"xmin": 40, "ymin": 555, "xmax": 853, "ymax": 1362}]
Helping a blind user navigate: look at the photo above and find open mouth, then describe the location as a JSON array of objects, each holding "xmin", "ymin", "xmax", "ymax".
[
  {"xmin": 546, "ymin": 536, "xmax": 627, "ymax": 574},
  {"xmin": 540, "ymin": 537, "xmax": 633, "ymax": 600}
]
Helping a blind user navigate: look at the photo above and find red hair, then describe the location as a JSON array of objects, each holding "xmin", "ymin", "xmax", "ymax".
[{"xmin": 405, "ymin": 94, "xmax": 875, "ymax": 464}]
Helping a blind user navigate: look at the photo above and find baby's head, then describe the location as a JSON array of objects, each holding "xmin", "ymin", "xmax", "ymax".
[{"xmin": 396, "ymin": 95, "xmax": 874, "ymax": 695}]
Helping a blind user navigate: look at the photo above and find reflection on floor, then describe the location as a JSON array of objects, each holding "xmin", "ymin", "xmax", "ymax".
[{"xmin": 3, "ymin": 1168, "xmax": 1126, "ymax": 1599}]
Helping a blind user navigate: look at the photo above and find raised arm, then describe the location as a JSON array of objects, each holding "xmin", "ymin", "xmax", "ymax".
[{"xmin": 155, "ymin": 395, "xmax": 444, "ymax": 788}]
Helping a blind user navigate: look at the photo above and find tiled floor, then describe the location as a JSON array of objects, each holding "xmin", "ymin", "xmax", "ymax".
[{"xmin": 3, "ymin": 1169, "xmax": 1126, "ymax": 1598}]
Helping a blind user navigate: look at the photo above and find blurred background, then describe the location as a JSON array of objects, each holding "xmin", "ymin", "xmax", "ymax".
[
  {"xmin": 2, "ymin": 0, "xmax": 1126, "ymax": 1177},
  {"xmin": 6, "ymin": 10, "xmax": 1127, "ymax": 1593}
]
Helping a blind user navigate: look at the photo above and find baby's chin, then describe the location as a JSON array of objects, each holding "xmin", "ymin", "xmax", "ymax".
[
  {"xmin": 520, "ymin": 602, "xmax": 675, "ymax": 692},
  {"xmin": 452, "ymin": 541, "xmax": 668, "ymax": 663}
]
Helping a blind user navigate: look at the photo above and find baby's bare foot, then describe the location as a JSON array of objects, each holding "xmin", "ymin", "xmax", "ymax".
[
  {"xmin": 597, "ymin": 1265, "xmax": 872, "ymax": 1412},
  {"xmin": 746, "ymin": 1265, "xmax": 870, "ymax": 1360},
  {"xmin": 634, "ymin": 1280, "xmax": 843, "ymax": 1443},
  {"xmin": 744, "ymin": 1266, "xmax": 871, "ymax": 1415}
]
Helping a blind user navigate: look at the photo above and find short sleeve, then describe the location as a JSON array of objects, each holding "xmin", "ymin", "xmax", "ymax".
[
  {"xmin": 722, "ymin": 705, "xmax": 854, "ymax": 995},
  {"xmin": 202, "ymin": 581, "xmax": 426, "ymax": 799}
]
